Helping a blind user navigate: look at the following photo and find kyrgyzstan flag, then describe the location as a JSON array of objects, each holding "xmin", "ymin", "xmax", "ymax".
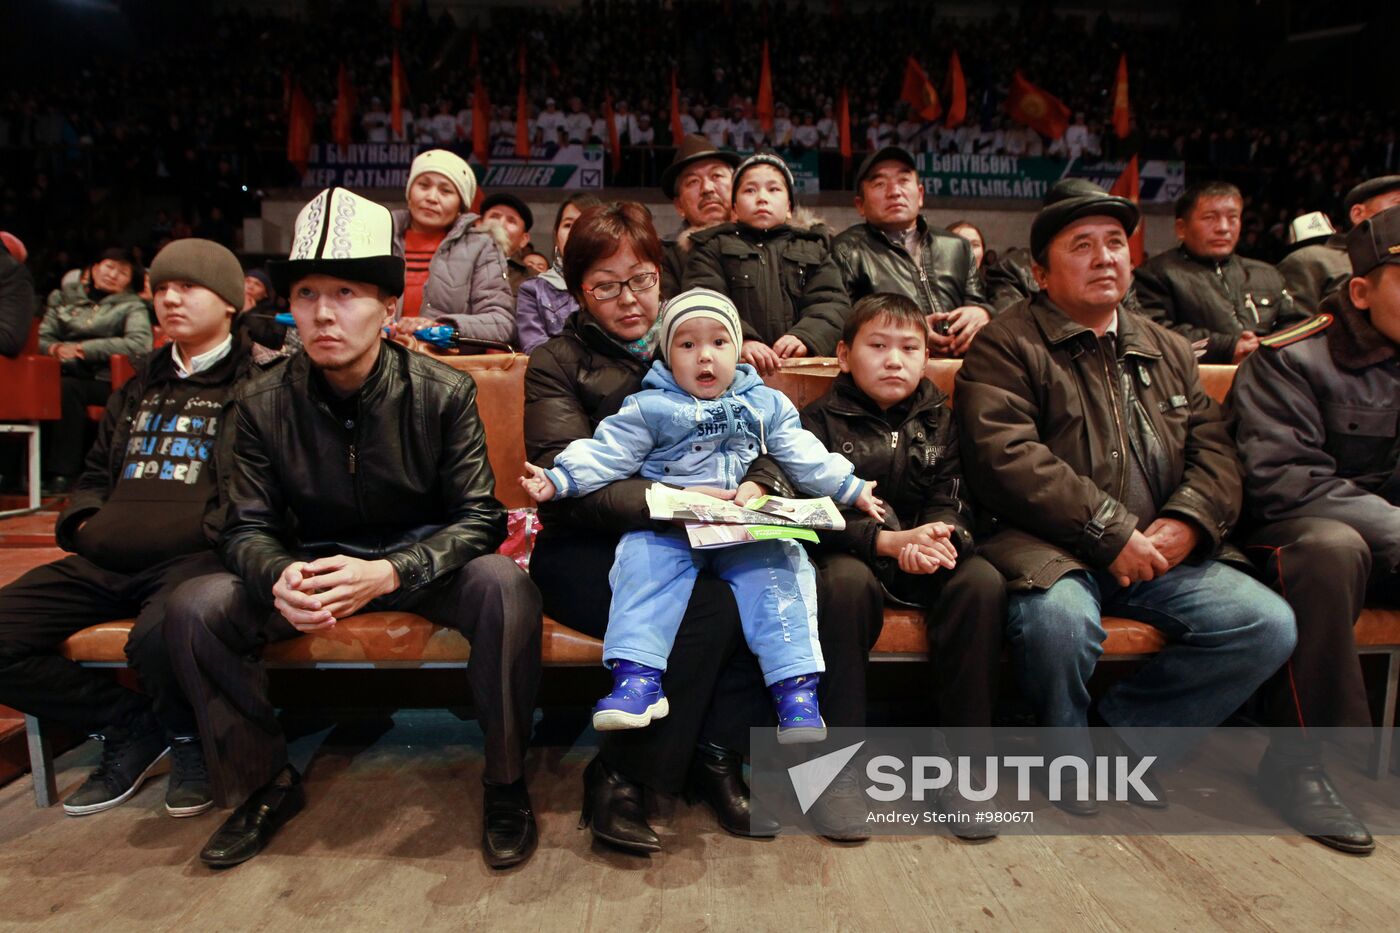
[
  {"xmin": 603, "ymin": 92, "xmax": 621, "ymax": 175},
  {"xmin": 900, "ymin": 56, "xmax": 941, "ymax": 122},
  {"xmin": 390, "ymin": 45, "xmax": 408, "ymax": 137},
  {"xmin": 332, "ymin": 63, "xmax": 354, "ymax": 149},
  {"xmin": 838, "ymin": 86, "xmax": 852, "ymax": 167},
  {"xmin": 472, "ymin": 75, "xmax": 491, "ymax": 165},
  {"xmin": 756, "ymin": 41, "xmax": 775, "ymax": 133},
  {"xmin": 944, "ymin": 50, "xmax": 966, "ymax": 130},
  {"xmin": 1111, "ymin": 53, "xmax": 1131, "ymax": 140},
  {"xmin": 670, "ymin": 68, "xmax": 684, "ymax": 144},
  {"xmin": 286, "ymin": 82, "xmax": 314, "ymax": 175},
  {"xmin": 1005, "ymin": 69, "xmax": 1071, "ymax": 139},
  {"xmin": 1109, "ymin": 156, "xmax": 1146, "ymax": 267}
]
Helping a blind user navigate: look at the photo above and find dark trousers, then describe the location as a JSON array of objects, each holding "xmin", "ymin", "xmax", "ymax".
[
  {"xmin": 884, "ymin": 554, "xmax": 1007, "ymax": 738},
  {"xmin": 164, "ymin": 554, "xmax": 542, "ymax": 807},
  {"xmin": 42, "ymin": 374, "xmax": 109, "ymax": 480},
  {"xmin": 0, "ymin": 550, "xmax": 220, "ymax": 735},
  {"xmin": 530, "ymin": 534, "xmax": 882, "ymax": 794},
  {"xmin": 1246, "ymin": 517, "xmax": 1400, "ymax": 735}
]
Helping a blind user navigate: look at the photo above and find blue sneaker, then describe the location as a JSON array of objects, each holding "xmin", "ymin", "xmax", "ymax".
[
  {"xmin": 771, "ymin": 674, "xmax": 827, "ymax": 744},
  {"xmin": 593, "ymin": 661, "xmax": 669, "ymax": 731}
]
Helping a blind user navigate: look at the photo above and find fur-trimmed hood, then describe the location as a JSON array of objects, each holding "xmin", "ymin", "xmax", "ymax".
[{"xmin": 678, "ymin": 207, "xmax": 830, "ymax": 253}]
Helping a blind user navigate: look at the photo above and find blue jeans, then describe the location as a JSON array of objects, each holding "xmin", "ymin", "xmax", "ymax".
[
  {"xmin": 604, "ymin": 529, "xmax": 823, "ymax": 685},
  {"xmin": 1006, "ymin": 560, "xmax": 1296, "ymax": 760}
]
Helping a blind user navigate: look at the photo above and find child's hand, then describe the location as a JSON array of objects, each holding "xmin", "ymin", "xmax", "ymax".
[
  {"xmin": 687, "ymin": 485, "xmax": 737, "ymax": 501},
  {"xmin": 519, "ymin": 463, "xmax": 556, "ymax": 502},
  {"xmin": 855, "ymin": 480, "xmax": 885, "ymax": 523},
  {"xmin": 741, "ymin": 339, "xmax": 783, "ymax": 376},
  {"xmin": 734, "ymin": 481, "xmax": 767, "ymax": 506},
  {"xmin": 897, "ymin": 543, "xmax": 956, "ymax": 575}
]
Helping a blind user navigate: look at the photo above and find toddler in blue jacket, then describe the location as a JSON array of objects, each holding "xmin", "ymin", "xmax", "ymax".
[{"xmin": 522, "ymin": 288, "xmax": 883, "ymax": 742}]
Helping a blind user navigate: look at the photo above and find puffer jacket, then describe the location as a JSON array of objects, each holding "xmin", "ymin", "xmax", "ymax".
[
  {"xmin": 222, "ymin": 340, "xmax": 505, "ymax": 603},
  {"xmin": 800, "ymin": 373, "xmax": 974, "ymax": 570},
  {"xmin": 39, "ymin": 270, "xmax": 152, "ymax": 375},
  {"xmin": 681, "ymin": 211, "xmax": 851, "ymax": 355},
  {"xmin": 955, "ymin": 293, "xmax": 1242, "ymax": 590},
  {"xmin": 1228, "ymin": 290, "xmax": 1400, "ymax": 572},
  {"xmin": 390, "ymin": 209, "xmax": 516, "ymax": 344},
  {"xmin": 831, "ymin": 215, "xmax": 991, "ymax": 318},
  {"xmin": 1134, "ymin": 245, "xmax": 1304, "ymax": 364},
  {"xmin": 525, "ymin": 310, "xmax": 788, "ymax": 540},
  {"xmin": 516, "ymin": 264, "xmax": 578, "ymax": 353},
  {"xmin": 544, "ymin": 359, "xmax": 862, "ymax": 504}
]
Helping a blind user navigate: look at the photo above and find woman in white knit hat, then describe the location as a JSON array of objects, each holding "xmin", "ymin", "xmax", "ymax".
[{"xmin": 390, "ymin": 148, "xmax": 517, "ymax": 346}]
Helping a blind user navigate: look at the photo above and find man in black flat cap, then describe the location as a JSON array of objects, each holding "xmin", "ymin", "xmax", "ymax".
[
  {"xmin": 831, "ymin": 146, "xmax": 992, "ymax": 356},
  {"xmin": 478, "ymin": 192, "xmax": 536, "ymax": 294},
  {"xmin": 955, "ymin": 191, "xmax": 1297, "ymax": 811},
  {"xmin": 658, "ymin": 133, "xmax": 741, "ymax": 298},
  {"xmin": 1280, "ymin": 175, "xmax": 1400, "ymax": 317}
]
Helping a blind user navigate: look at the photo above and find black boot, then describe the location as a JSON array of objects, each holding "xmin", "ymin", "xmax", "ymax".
[
  {"xmin": 685, "ymin": 742, "xmax": 780, "ymax": 838},
  {"xmin": 199, "ymin": 766, "xmax": 305, "ymax": 868},
  {"xmin": 580, "ymin": 754, "xmax": 661, "ymax": 854},
  {"xmin": 1258, "ymin": 749, "xmax": 1374, "ymax": 856},
  {"xmin": 482, "ymin": 778, "xmax": 538, "ymax": 868}
]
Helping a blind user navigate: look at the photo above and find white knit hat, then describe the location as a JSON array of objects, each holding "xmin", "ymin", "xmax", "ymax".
[
  {"xmin": 657, "ymin": 288, "xmax": 743, "ymax": 363},
  {"xmin": 406, "ymin": 148, "xmax": 478, "ymax": 210},
  {"xmin": 269, "ymin": 187, "xmax": 404, "ymax": 296}
]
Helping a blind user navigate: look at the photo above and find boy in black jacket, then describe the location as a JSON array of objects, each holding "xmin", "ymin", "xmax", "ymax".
[
  {"xmin": 800, "ymin": 293, "xmax": 1006, "ymax": 837},
  {"xmin": 0, "ymin": 239, "xmax": 252, "ymax": 818}
]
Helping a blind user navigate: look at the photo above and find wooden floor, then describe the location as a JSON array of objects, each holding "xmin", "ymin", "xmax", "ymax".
[{"xmin": 1, "ymin": 713, "xmax": 1398, "ymax": 932}]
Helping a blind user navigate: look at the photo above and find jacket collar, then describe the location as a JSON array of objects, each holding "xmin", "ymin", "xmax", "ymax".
[
  {"xmin": 565, "ymin": 310, "xmax": 651, "ymax": 371},
  {"xmin": 824, "ymin": 371, "xmax": 944, "ymax": 419},
  {"xmin": 299, "ymin": 337, "xmax": 397, "ymax": 405},
  {"xmin": 1029, "ymin": 293, "xmax": 1162, "ymax": 360},
  {"xmin": 865, "ymin": 214, "xmax": 929, "ymax": 256},
  {"xmin": 1177, "ymin": 243, "xmax": 1237, "ymax": 270},
  {"xmin": 1326, "ymin": 290, "xmax": 1398, "ymax": 371},
  {"xmin": 391, "ymin": 209, "xmax": 478, "ymax": 247}
]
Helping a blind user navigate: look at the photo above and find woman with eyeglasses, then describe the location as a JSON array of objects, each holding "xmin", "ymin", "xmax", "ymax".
[{"xmin": 524, "ymin": 201, "xmax": 882, "ymax": 851}]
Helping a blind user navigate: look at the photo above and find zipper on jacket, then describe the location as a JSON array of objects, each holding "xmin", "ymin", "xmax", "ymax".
[
  {"xmin": 348, "ymin": 443, "xmax": 357, "ymax": 474},
  {"xmin": 1096, "ymin": 340, "xmax": 1130, "ymax": 504},
  {"xmin": 1214, "ymin": 262, "xmax": 1248, "ymax": 325},
  {"xmin": 918, "ymin": 263, "xmax": 944, "ymax": 316},
  {"xmin": 890, "ymin": 431, "xmax": 899, "ymax": 449}
]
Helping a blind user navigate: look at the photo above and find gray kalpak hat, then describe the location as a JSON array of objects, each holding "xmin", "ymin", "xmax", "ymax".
[
  {"xmin": 1344, "ymin": 176, "xmax": 1400, "ymax": 215},
  {"xmin": 269, "ymin": 187, "xmax": 405, "ymax": 296},
  {"xmin": 1346, "ymin": 204, "xmax": 1400, "ymax": 277},
  {"xmin": 1030, "ymin": 193, "xmax": 1141, "ymax": 264},
  {"xmin": 657, "ymin": 287, "xmax": 743, "ymax": 364},
  {"xmin": 148, "ymin": 238, "xmax": 245, "ymax": 310}
]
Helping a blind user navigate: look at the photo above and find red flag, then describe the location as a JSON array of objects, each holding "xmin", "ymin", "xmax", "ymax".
[
  {"xmin": 1111, "ymin": 53, "xmax": 1131, "ymax": 140},
  {"xmin": 603, "ymin": 92, "xmax": 621, "ymax": 173},
  {"xmin": 517, "ymin": 42, "xmax": 526, "ymax": 79},
  {"xmin": 389, "ymin": 0, "xmax": 403, "ymax": 30},
  {"xmin": 516, "ymin": 81, "xmax": 531, "ymax": 158},
  {"xmin": 282, "ymin": 68, "xmax": 292, "ymax": 113},
  {"xmin": 1005, "ymin": 70, "xmax": 1071, "ymax": 140},
  {"xmin": 1109, "ymin": 156, "xmax": 1146, "ymax": 266},
  {"xmin": 670, "ymin": 68, "xmax": 684, "ymax": 144},
  {"xmin": 286, "ymin": 82, "xmax": 314, "ymax": 175},
  {"xmin": 900, "ymin": 57, "xmax": 941, "ymax": 122},
  {"xmin": 391, "ymin": 45, "xmax": 407, "ymax": 137},
  {"xmin": 837, "ymin": 86, "xmax": 852, "ymax": 168},
  {"xmin": 332, "ymin": 63, "xmax": 353, "ymax": 149},
  {"xmin": 472, "ymin": 76, "xmax": 491, "ymax": 165},
  {"xmin": 469, "ymin": 32, "xmax": 479, "ymax": 70},
  {"xmin": 944, "ymin": 50, "xmax": 966, "ymax": 130},
  {"xmin": 756, "ymin": 41, "xmax": 774, "ymax": 133}
]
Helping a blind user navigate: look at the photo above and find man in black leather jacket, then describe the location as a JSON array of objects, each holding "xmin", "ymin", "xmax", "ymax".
[
  {"xmin": 164, "ymin": 188, "xmax": 543, "ymax": 870},
  {"xmin": 831, "ymin": 146, "xmax": 992, "ymax": 357}
]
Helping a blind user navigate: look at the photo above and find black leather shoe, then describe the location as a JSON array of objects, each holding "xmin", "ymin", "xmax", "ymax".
[
  {"xmin": 1042, "ymin": 769, "xmax": 1100, "ymax": 817},
  {"xmin": 1258, "ymin": 754, "xmax": 1374, "ymax": 856},
  {"xmin": 482, "ymin": 779, "xmax": 537, "ymax": 868},
  {"xmin": 806, "ymin": 770, "xmax": 870, "ymax": 842},
  {"xmin": 580, "ymin": 755, "xmax": 661, "ymax": 854},
  {"xmin": 685, "ymin": 742, "xmax": 780, "ymax": 838},
  {"xmin": 199, "ymin": 766, "xmax": 304, "ymax": 868}
]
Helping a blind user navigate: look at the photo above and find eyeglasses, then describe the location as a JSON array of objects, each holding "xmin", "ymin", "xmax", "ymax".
[{"xmin": 584, "ymin": 271, "xmax": 659, "ymax": 302}]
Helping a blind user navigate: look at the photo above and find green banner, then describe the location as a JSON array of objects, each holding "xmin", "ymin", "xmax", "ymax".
[{"xmin": 916, "ymin": 154, "xmax": 1184, "ymax": 203}]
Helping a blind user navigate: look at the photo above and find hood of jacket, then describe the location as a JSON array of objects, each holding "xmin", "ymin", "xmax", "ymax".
[{"xmin": 641, "ymin": 358, "xmax": 764, "ymax": 397}]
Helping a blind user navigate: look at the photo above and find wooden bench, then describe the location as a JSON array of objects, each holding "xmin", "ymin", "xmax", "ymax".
[{"xmin": 15, "ymin": 354, "xmax": 1400, "ymax": 804}]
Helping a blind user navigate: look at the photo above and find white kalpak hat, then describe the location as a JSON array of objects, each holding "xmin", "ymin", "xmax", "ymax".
[
  {"xmin": 269, "ymin": 187, "xmax": 405, "ymax": 296},
  {"xmin": 657, "ymin": 287, "xmax": 743, "ymax": 364},
  {"xmin": 1287, "ymin": 211, "xmax": 1338, "ymax": 246}
]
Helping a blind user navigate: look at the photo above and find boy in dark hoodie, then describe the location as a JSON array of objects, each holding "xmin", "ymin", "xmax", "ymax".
[
  {"xmin": 0, "ymin": 239, "xmax": 254, "ymax": 819},
  {"xmin": 682, "ymin": 153, "xmax": 851, "ymax": 375},
  {"xmin": 799, "ymin": 293, "xmax": 1007, "ymax": 838}
]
